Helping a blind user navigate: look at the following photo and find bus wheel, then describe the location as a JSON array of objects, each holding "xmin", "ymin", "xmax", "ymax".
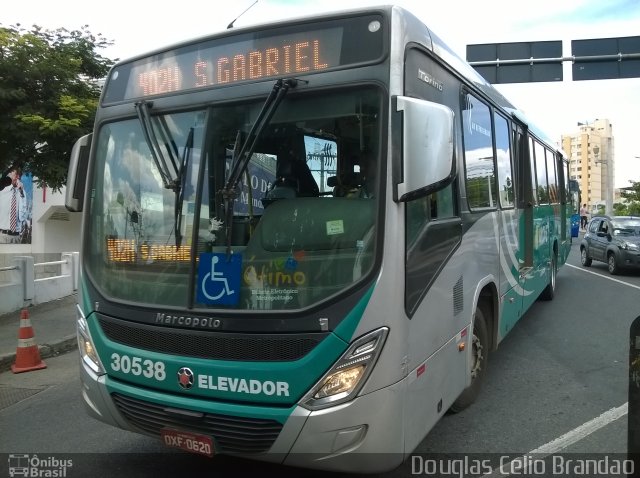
[
  {"xmin": 449, "ymin": 305, "xmax": 488, "ymax": 413},
  {"xmin": 540, "ymin": 254, "xmax": 557, "ymax": 301}
]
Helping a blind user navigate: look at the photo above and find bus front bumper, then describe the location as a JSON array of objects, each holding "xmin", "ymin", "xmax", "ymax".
[{"xmin": 80, "ymin": 359, "xmax": 405, "ymax": 473}]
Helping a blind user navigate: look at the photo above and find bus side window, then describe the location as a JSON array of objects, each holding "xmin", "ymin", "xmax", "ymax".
[
  {"xmin": 495, "ymin": 113, "xmax": 514, "ymax": 208},
  {"xmin": 461, "ymin": 93, "xmax": 497, "ymax": 209},
  {"xmin": 406, "ymin": 196, "xmax": 429, "ymax": 245},
  {"xmin": 433, "ymin": 183, "xmax": 455, "ymax": 219},
  {"xmin": 406, "ymin": 183, "xmax": 455, "ymax": 244}
]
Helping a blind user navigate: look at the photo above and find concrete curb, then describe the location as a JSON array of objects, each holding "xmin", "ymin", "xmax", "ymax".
[{"xmin": 0, "ymin": 335, "xmax": 77, "ymax": 374}]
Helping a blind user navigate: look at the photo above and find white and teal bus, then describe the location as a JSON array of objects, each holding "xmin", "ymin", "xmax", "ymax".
[{"xmin": 66, "ymin": 5, "xmax": 571, "ymax": 473}]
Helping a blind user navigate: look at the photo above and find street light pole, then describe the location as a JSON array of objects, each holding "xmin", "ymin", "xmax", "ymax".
[{"xmin": 593, "ymin": 145, "xmax": 611, "ymax": 215}]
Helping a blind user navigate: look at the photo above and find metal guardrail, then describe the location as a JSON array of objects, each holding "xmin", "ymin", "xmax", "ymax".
[
  {"xmin": 0, "ymin": 252, "xmax": 79, "ymax": 316},
  {"xmin": 35, "ymin": 259, "xmax": 69, "ymax": 268},
  {"xmin": 0, "ymin": 258, "xmax": 69, "ymax": 274}
]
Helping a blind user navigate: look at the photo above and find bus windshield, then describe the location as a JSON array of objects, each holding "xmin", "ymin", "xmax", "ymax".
[{"xmin": 85, "ymin": 86, "xmax": 382, "ymax": 311}]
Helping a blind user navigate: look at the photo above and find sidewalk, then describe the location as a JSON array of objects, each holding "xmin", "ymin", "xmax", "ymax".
[{"xmin": 0, "ymin": 293, "xmax": 78, "ymax": 373}]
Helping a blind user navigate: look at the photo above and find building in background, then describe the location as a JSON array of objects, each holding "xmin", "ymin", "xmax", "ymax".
[{"xmin": 561, "ymin": 119, "xmax": 615, "ymax": 216}]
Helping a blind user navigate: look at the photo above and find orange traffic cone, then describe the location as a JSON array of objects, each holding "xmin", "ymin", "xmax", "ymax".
[{"xmin": 11, "ymin": 309, "xmax": 47, "ymax": 374}]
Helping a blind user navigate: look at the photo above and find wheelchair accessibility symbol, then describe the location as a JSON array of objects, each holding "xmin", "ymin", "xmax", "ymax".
[{"xmin": 197, "ymin": 253, "xmax": 242, "ymax": 305}]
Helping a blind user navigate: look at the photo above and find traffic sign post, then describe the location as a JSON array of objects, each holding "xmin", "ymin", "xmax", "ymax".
[
  {"xmin": 572, "ymin": 36, "xmax": 640, "ymax": 81},
  {"xmin": 467, "ymin": 36, "xmax": 640, "ymax": 83},
  {"xmin": 466, "ymin": 41, "xmax": 563, "ymax": 84}
]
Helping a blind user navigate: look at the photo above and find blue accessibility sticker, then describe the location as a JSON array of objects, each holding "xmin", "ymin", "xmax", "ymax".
[{"xmin": 197, "ymin": 253, "xmax": 242, "ymax": 306}]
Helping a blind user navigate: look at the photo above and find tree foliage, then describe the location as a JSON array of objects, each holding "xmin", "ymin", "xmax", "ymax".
[
  {"xmin": 620, "ymin": 180, "xmax": 640, "ymax": 202},
  {"xmin": 0, "ymin": 24, "xmax": 115, "ymax": 190},
  {"xmin": 616, "ymin": 180, "xmax": 640, "ymax": 216}
]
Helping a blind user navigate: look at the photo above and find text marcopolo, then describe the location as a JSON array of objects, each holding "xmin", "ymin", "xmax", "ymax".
[{"xmin": 155, "ymin": 313, "xmax": 221, "ymax": 329}]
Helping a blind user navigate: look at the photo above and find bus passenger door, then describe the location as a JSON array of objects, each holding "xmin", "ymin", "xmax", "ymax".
[
  {"xmin": 495, "ymin": 113, "xmax": 523, "ymax": 339},
  {"xmin": 499, "ymin": 204, "xmax": 525, "ymax": 339},
  {"xmin": 514, "ymin": 124, "xmax": 537, "ymax": 314}
]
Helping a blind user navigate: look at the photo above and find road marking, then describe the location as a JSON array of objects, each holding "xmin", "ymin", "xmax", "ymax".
[
  {"xmin": 565, "ymin": 263, "xmax": 640, "ymax": 291},
  {"xmin": 528, "ymin": 403, "xmax": 628, "ymax": 453},
  {"xmin": 478, "ymin": 260, "xmax": 637, "ymax": 476},
  {"xmin": 480, "ymin": 403, "xmax": 628, "ymax": 477}
]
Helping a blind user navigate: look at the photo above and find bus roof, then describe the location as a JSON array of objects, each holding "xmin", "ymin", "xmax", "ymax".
[{"xmin": 107, "ymin": 4, "xmax": 556, "ymax": 150}]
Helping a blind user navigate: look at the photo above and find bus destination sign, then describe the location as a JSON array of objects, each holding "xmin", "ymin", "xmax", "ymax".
[
  {"xmin": 141, "ymin": 39, "xmax": 332, "ymax": 96},
  {"xmin": 128, "ymin": 30, "xmax": 340, "ymax": 98},
  {"xmin": 102, "ymin": 15, "xmax": 385, "ymax": 104}
]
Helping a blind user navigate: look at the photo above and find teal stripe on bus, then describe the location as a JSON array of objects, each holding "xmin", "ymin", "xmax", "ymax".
[{"xmin": 333, "ymin": 284, "xmax": 375, "ymax": 342}]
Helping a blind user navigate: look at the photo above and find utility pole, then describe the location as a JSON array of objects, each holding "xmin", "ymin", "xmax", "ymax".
[{"xmin": 593, "ymin": 145, "xmax": 613, "ymax": 216}]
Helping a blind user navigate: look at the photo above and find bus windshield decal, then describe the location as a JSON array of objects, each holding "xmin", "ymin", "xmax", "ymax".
[{"xmin": 197, "ymin": 253, "xmax": 242, "ymax": 306}]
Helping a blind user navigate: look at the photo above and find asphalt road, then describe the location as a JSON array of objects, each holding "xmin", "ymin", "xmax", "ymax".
[{"xmin": 1, "ymin": 239, "xmax": 639, "ymax": 477}]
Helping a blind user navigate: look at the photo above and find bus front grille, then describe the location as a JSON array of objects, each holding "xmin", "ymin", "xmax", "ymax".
[
  {"xmin": 111, "ymin": 393, "xmax": 282, "ymax": 454},
  {"xmin": 97, "ymin": 314, "xmax": 326, "ymax": 361}
]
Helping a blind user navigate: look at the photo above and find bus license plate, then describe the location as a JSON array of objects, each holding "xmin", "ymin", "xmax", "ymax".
[{"xmin": 161, "ymin": 428, "xmax": 214, "ymax": 457}]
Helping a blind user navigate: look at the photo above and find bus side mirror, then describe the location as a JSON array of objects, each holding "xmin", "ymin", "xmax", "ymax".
[
  {"xmin": 65, "ymin": 134, "xmax": 92, "ymax": 212},
  {"xmin": 395, "ymin": 96, "xmax": 454, "ymax": 202}
]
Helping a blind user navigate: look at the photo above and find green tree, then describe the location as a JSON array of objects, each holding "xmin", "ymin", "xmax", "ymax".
[
  {"xmin": 613, "ymin": 202, "xmax": 627, "ymax": 216},
  {"xmin": 620, "ymin": 180, "xmax": 640, "ymax": 216},
  {"xmin": 628, "ymin": 202, "xmax": 640, "ymax": 216},
  {"xmin": 0, "ymin": 24, "xmax": 115, "ymax": 190},
  {"xmin": 621, "ymin": 180, "xmax": 640, "ymax": 202}
]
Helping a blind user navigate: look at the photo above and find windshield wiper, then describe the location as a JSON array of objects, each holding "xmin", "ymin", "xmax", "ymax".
[
  {"xmin": 174, "ymin": 127, "xmax": 194, "ymax": 249},
  {"xmin": 219, "ymin": 78, "xmax": 301, "ymax": 255},
  {"xmin": 136, "ymin": 101, "xmax": 196, "ymax": 250},
  {"xmin": 134, "ymin": 101, "xmax": 180, "ymax": 191}
]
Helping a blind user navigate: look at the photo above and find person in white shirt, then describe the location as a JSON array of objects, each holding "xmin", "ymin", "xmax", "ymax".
[
  {"xmin": 0, "ymin": 166, "xmax": 27, "ymax": 244},
  {"xmin": 579, "ymin": 203, "xmax": 589, "ymax": 231}
]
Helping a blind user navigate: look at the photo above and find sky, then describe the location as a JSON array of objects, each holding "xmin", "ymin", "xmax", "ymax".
[{"xmin": 4, "ymin": 0, "xmax": 640, "ymax": 188}]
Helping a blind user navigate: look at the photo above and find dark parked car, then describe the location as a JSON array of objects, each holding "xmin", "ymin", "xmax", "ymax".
[{"xmin": 580, "ymin": 215, "xmax": 640, "ymax": 274}]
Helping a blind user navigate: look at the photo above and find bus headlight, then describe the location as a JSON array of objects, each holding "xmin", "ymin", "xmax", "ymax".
[
  {"xmin": 76, "ymin": 305, "xmax": 105, "ymax": 375},
  {"xmin": 315, "ymin": 365, "xmax": 365, "ymax": 398},
  {"xmin": 301, "ymin": 327, "xmax": 388, "ymax": 410}
]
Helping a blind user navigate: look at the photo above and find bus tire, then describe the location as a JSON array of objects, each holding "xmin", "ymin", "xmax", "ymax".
[
  {"xmin": 449, "ymin": 304, "xmax": 489, "ymax": 413},
  {"xmin": 540, "ymin": 254, "xmax": 557, "ymax": 301}
]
